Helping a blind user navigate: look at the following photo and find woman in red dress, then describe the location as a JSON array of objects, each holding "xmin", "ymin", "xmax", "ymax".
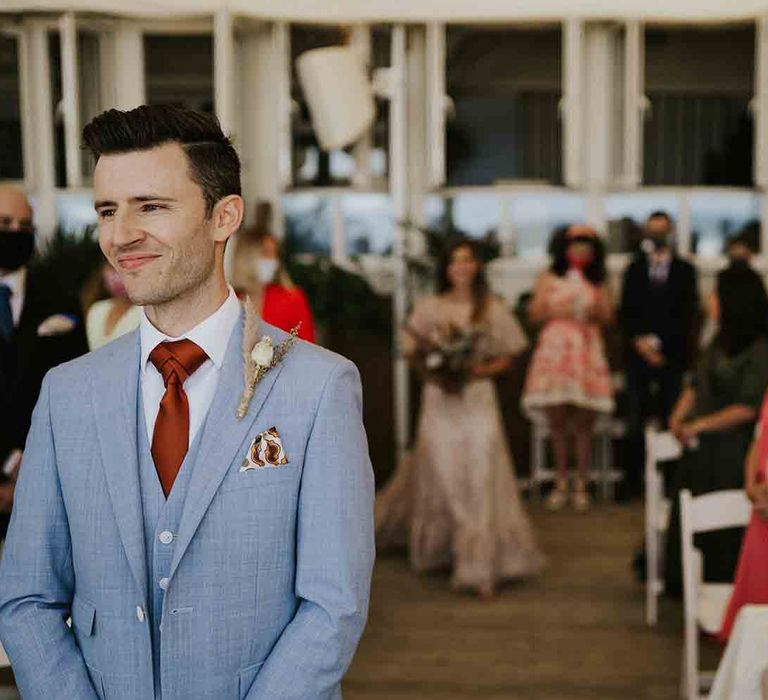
[
  {"xmin": 719, "ymin": 391, "xmax": 768, "ymax": 641},
  {"xmin": 232, "ymin": 207, "xmax": 316, "ymax": 343}
]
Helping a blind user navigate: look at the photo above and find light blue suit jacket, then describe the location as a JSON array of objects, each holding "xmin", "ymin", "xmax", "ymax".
[{"xmin": 0, "ymin": 317, "xmax": 375, "ymax": 700}]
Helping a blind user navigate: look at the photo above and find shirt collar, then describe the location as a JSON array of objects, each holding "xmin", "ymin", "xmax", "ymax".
[
  {"xmin": 0, "ymin": 267, "xmax": 26, "ymax": 296},
  {"xmin": 140, "ymin": 286, "xmax": 241, "ymax": 374}
]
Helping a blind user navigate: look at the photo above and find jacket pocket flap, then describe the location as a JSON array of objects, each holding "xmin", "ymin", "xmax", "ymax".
[{"xmin": 72, "ymin": 597, "xmax": 96, "ymax": 637}]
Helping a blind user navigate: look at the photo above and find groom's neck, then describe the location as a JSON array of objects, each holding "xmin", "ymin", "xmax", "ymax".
[{"xmin": 145, "ymin": 273, "xmax": 230, "ymax": 338}]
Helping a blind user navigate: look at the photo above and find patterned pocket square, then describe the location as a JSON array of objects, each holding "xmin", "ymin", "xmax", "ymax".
[{"xmin": 241, "ymin": 427, "xmax": 289, "ymax": 471}]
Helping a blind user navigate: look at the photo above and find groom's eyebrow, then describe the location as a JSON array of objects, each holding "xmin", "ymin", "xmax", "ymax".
[{"xmin": 94, "ymin": 195, "xmax": 178, "ymax": 210}]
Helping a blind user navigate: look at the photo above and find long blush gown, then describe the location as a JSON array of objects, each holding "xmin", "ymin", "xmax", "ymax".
[{"xmin": 376, "ymin": 294, "xmax": 544, "ymax": 592}]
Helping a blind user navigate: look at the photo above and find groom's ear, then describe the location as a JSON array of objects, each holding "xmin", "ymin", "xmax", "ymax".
[{"xmin": 211, "ymin": 194, "xmax": 245, "ymax": 244}]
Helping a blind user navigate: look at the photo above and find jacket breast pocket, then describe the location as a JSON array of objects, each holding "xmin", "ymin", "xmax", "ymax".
[{"xmin": 218, "ymin": 463, "xmax": 298, "ymax": 493}]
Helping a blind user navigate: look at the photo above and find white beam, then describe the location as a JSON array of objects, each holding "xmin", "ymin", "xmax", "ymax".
[
  {"xmin": 624, "ymin": 20, "xmax": 645, "ymax": 188},
  {"xmin": 425, "ymin": 22, "xmax": 445, "ymax": 189},
  {"xmin": 59, "ymin": 12, "xmax": 83, "ymax": 188},
  {"xmin": 754, "ymin": 17, "xmax": 768, "ymax": 189},
  {"xmin": 274, "ymin": 22, "xmax": 291, "ymax": 190},
  {"xmin": 16, "ymin": 29, "xmax": 35, "ymax": 186},
  {"xmin": 562, "ymin": 18, "xmax": 585, "ymax": 188},
  {"xmin": 390, "ymin": 24, "xmax": 409, "ymax": 461},
  {"xmin": 350, "ymin": 24, "xmax": 372, "ymax": 189},
  {"xmin": 113, "ymin": 21, "xmax": 145, "ymax": 110},
  {"xmin": 214, "ymin": 9, "xmax": 235, "ymax": 136},
  {"xmin": 23, "ymin": 20, "xmax": 56, "ymax": 240}
]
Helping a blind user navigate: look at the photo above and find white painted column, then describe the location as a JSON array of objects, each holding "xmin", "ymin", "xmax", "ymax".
[
  {"xmin": 112, "ymin": 21, "xmax": 145, "ymax": 110},
  {"xmin": 214, "ymin": 9, "xmax": 235, "ymax": 137},
  {"xmin": 350, "ymin": 25, "xmax": 372, "ymax": 189},
  {"xmin": 623, "ymin": 20, "xmax": 646, "ymax": 188},
  {"xmin": 16, "ymin": 28, "xmax": 36, "ymax": 188},
  {"xmin": 59, "ymin": 12, "xmax": 83, "ymax": 188},
  {"xmin": 425, "ymin": 22, "xmax": 445, "ymax": 190},
  {"xmin": 22, "ymin": 20, "xmax": 56, "ymax": 241},
  {"xmin": 390, "ymin": 24, "xmax": 409, "ymax": 461},
  {"xmin": 562, "ymin": 18, "xmax": 585, "ymax": 189},
  {"xmin": 273, "ymin": 22, "xmax": 292, "ymax": 192}
]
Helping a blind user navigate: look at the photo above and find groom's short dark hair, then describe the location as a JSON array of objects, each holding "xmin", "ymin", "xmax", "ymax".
[{"xmin": 82, "ymin": 104, "xmax": 241, "ymax": 217}]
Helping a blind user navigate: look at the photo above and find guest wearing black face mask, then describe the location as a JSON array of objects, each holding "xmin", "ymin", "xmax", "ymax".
[
  {"xmin": 618, "ymin": 211, "xmax": 700, "ymax": 500},
  {"xmin": 0, "ymin": 186, "xmax": 88, "ymax": 536}
]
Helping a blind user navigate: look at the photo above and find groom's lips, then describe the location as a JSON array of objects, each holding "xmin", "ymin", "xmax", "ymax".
[{"xmin": 117, "ymin": 254, "xmax": 160, "ymax": 271}]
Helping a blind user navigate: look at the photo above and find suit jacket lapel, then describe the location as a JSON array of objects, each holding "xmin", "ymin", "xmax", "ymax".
[
  {"xmin": 168, "ymin": 318, "xmax": 285, "ymax": 582},
  {"xmin": 92, "ymin": 331, "xmax": 148, "ymax": 602}
]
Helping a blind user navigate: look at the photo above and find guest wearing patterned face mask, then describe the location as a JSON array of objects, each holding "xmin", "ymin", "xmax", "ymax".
[
  {"xmin": 231, "ymin": 202, "xmax": 316, "ymax": 343},
  {"xmin": 0, "ymin": 186, "xmax": 88, "ymax": 535},
  {"xmin": 85, "ymin": 262, "xmax": 141, "ymax": 350}
]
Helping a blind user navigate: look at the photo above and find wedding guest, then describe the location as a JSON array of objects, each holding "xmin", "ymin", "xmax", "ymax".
[
  {"xmin": 231, "ymin": 202, "xmax": 315, "ymax": 342},
  {"xmin": 376, "ymin": 238, "xmax": 544, "ymax": 599},
  {"xmin": 718, "ymin": 389, "xmax": 768, "ymax": 641},
  {"xmin": 85, "ymin": 262, "xmax": 141, "ymax": 350},
  {"xmin": 619, "ymin": 211, "xmax": 699, "ymax": 500},
  {"xmin": 0, "ymin": 186, "xmax": 88, "ymax": 537},
  {"xmin": 664, "ymin": 264, "xmax": 768, "ymax": 596},
  {"xmin": 522, "ymin": 225, "xmax": 614, "ymax": 512},
  {"xmin": 725, "ymin": 233, "xmax": 756, "ymax": 266}
]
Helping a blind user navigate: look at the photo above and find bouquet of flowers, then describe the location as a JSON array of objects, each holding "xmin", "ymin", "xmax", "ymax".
[{"xmin": 404, "ymin": 322, "xmax": 480, "ymax": 394}]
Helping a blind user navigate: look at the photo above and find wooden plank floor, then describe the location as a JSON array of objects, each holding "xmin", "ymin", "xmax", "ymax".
[{"xmin": 344, "ymin": 502, "xmax": 722, "ymax": 700}]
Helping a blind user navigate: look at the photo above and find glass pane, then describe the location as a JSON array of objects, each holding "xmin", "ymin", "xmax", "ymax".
[
  {"xmin": 79, "ymin": 32, "xmax": 101, "ymax": 181},
  {"xmin": 446, "ymin": 26, "xmax": 562, "ymax": 186},
  {"xmin": 644, "ymin": 26, "xmax": 755, "ymax": 186},
  {"xmin": 604, "ymin": 192, "xmax": 680, "ymax": 253},
  {"xmin": 341, "ymin": 194, "xmax": 393, "ymax": 255},
  {"xmin": 0, "ymin": 35, "xmax": 23, "ymax": 180},
  {"xmin": 424, "ymin": 193, "xmax": 500, "ymax": 240},
  {"xmin": 145, "ymin": 35, "xmax": 214, "ymax": 113},
  {"xmin": 282, "ymin": 193, "xmax": 333, "ymax": 255},
  {"xmin": 690, "ymin": 191, "xmax": 760, "ymax": 258},
  {"xmin": 56, "ymin": 192, "xmax": 98, "ymax": 235},
  {"xmin": 509, "ymin": 192, "xmax": 585, "ymax": 258},
  {"xmin": 49, "ymin": 32, "xmax": 66, "ymax": 188}
]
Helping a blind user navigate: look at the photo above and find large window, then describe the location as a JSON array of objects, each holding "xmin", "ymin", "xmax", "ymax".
[
  {"xmin": 445, "ymin": 26, "xmax": 563, "ymax": 186},
  {"xmin": 0, "ymin": 35, "xmax": 22, "ymax": 180},
  {"xmin": 644, "ymin": 25, "xmax": 755, "ymax": 186},
  {"xmin": 145, "ymin": 34, "xmax": 213, "ymax": 112}
]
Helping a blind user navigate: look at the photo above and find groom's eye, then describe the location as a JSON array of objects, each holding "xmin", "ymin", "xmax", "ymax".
[{"xmin": 97, "ymin": 209, "xmax": 115, "ymax": 220}]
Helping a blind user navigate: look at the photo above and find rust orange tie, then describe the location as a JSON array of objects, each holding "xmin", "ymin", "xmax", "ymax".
[{"xmin": 149, "ymin": 339, "xmax": 209, "ymax": 497}]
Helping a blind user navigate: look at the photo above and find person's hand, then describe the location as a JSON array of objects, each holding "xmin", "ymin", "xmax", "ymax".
[
  {"xmin": 748, "ymin": 482, "xmax": 768, "ymax": 519},
  {"xmin": 547, "ymin": 296, "xmax": 577, "ymax": 321},
  {"xmin": 669, "ymin": 416, "xmax": 685, "ymax": 443},
  {"xmin": 677, "ymin": 421, "xmax": 701, "ymax": 448},
  {"xmin": 4, "ymin": 449, "xmax": 22, "ymax": 482},
  {"xmin": 634, "ymin": 336, "xmax": 666, "ymax": 368},
  {"xmin": 0, "ymin": 482, "xmax": 15, "ymax": 513}
]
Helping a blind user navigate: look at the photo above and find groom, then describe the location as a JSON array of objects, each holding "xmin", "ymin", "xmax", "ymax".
[{"xmin": 0, "ymin": 105, "xmax": 375, "ymax": 700}]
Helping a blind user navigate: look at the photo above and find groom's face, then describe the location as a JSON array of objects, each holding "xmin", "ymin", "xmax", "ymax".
[{"xmin": 94, "ymin": 142, "xmax": 217, "ymax": 307}]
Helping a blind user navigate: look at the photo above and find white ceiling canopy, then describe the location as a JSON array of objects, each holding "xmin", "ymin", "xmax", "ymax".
[{"xmin": 2, "ymin": 0, "xmax": 768, "ymax": 23}]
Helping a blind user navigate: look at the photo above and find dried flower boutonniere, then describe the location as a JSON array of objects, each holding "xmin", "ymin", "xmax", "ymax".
[{"xmin": 236, "ymin": 299, "xmax": 300, "ymax": 420}]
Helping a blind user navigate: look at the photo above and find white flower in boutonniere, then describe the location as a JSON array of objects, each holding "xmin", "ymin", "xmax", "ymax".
[
  {"xmin": 237, "ymin": 298, "xmax": 301, "ymax": 420},
  {"xmin": 251, "ymin": 337, "xmax": 275, "ymax": 367}
]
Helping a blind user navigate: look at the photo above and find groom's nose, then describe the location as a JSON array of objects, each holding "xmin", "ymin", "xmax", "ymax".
[{"xmin": 111, "ymin": 207, "xmax": 148, "ymax": 249}]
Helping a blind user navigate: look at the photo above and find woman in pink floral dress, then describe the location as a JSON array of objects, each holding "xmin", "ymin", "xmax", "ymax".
[{"xmin": 522, "ymin": 225, "xmax": 614, "ymax": 511}]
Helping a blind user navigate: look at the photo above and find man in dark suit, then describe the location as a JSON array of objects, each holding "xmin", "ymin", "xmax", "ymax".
[
  {"xmin": 619, "ymin": 211, "xmax": 700, "ymax": 499},
  {"xmin": 0, "ymin": 187, "xmax": 88, "ymax": 535}
]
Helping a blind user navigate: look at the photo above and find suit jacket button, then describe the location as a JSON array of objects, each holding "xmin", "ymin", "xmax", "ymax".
[{"xmin": 136, "ymin": 606, "xmax": 145, "ymax": 622}]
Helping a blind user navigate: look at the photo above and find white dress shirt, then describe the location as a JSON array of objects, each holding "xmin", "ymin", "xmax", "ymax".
[
  {"xmin": 0, "ymin": 267, "xmax": 26, "ymax": 326},
  {"xmin": 139, "ymin": 287, "xmax": 241, "ymax": 447}
]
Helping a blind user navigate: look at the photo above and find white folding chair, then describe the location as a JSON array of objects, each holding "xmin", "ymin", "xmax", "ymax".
[
  {"xmin": 645, "ymin": 428, "xmax": 682, "ymax": 626},
  {"xmin": 529, "ymin": 413, "xmax": 624, "ymax": 500},
  {"xmin": 679, "ymin": 488, "xmax": 752, "ymax": 700}
]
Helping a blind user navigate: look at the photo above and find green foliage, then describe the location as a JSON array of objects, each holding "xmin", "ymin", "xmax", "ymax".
[
  {"xmin": 286, "ymin": 256, "xmax": 391, "ymax": 336},
  {"xmin": 29, "ymin": 227, "xmax": 103, "ymax": 306}
]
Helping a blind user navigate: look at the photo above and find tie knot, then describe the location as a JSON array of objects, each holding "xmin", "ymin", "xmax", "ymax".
[{"xmin": 149, "ymin": 339, "xmax": 208, "ymax": 387}]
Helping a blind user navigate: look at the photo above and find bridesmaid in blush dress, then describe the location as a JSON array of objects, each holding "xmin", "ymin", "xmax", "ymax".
[{"xmin": 376, "ymin": 238, "xmax": 544, "ymax": 599}]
